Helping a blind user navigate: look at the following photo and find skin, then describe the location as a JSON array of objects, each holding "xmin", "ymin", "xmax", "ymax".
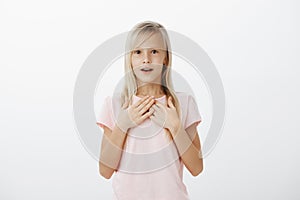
[
  {"xmin": 131, "ymin": 33, "xmax": 167, "ymax": 98},
  {"xmin": 99, "ymin": 95, "xmax": 156, "ymax": 179},
  {"xmin": 99, "ymin": 33, "xmax": 203, "ymax": 179},
  {"xmin": 151, "ymin": 97, "xmax": 203, "ymax": 176}
]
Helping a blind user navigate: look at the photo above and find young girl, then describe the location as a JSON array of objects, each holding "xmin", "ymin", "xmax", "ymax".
[{"xmin": 96, "ymin": 21, "xmax": 203, "ymax": 200}]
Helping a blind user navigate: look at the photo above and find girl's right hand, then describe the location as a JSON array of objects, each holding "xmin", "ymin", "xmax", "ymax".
[{"xmin": 116, "ymin": 95, "xmax": 155, "ymax": 133}]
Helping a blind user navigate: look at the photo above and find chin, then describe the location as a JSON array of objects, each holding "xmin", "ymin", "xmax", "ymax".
[
  {"xmin": 138, "ymin": 78, "xmax": 161, "ymax": 85},
  {"xmin": 135, "ymin": 73, "xmax": 162, "ymax": 84}
]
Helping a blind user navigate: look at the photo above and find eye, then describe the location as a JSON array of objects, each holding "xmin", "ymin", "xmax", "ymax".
[
  {"xmin": 151, "ymin": 50, "xmax": 158, "ymax": 54},
  {"xmin": 133, "ymin": 50, "xmax": 141, "ymax": 54}
]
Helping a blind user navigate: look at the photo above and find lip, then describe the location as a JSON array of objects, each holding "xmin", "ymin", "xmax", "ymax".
[
  {"xmin": 141, "ymin": 69, "xmax": 153, "ymax": 73},
  {"xmin": 140, "ymin": 66, "xmax": 153, "ymax": 70},
  {"xmin": 140, "ymin": 66, "xmax": 153, "ymax": 73},
  {"xmin": 140, "ymin": 66, "xmax": 154, "ymax": 74}
]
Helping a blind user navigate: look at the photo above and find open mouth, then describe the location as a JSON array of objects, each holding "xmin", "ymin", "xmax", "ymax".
[{"xmin": 140, "ymin": 67, "xmax": 153, "ymax": 72}]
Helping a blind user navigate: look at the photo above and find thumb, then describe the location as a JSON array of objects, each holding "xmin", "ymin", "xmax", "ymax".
[
  {"xmin": 122, "ymin": 98, "xmax": 129, "ymax": 109},
  {"xmin": 168, "ymin": 96, "xmax": 175, "ymax": 108}
]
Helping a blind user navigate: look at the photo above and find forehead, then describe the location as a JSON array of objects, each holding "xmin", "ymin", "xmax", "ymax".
[{"xmin": 133, "ymin": 32, "xmax": 166, "ymax": 51}]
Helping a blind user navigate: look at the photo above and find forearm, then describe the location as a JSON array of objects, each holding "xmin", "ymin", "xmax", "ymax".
[
  {"xmin": 169, "ymin": 124, "xmax": 203, "ymax": 176},
  {"xmin": 100, "ymin": 125, "xmax": 128, "ymax": 170}
]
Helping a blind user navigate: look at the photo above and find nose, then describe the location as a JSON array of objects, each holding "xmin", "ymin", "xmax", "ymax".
[{"xmin": 143, "ymin": 52, "xmax": 151, "ymax": 64}]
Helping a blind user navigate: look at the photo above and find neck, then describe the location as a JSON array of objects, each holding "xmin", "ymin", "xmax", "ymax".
[{"xmin": 136, "ymin": 83, "xmax": 165, "ymax": 98}]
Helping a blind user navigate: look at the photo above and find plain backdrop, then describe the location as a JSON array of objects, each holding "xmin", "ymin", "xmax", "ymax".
[{"xmin": 0, "ymin": 0, "xmax": 299, "ymax": 199}]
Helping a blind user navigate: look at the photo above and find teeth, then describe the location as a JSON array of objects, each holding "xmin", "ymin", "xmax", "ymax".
[{"xmin": 141, "ymin": 68, "xmax": 153, "ymax": 71}]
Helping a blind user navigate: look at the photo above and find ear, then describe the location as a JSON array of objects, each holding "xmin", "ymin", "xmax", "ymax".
[{"xmin": 163, "ymin": 57, "xmax": 167, "ymax": 66}]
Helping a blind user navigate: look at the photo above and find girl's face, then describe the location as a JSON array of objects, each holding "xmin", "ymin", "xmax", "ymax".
[{"xmin": 131, "ymin": 33, "xmax": 167, "ymax": 85}]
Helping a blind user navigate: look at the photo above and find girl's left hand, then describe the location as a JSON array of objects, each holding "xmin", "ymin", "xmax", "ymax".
[{"xmin": 149, "ymin": 96, "xmax": 180, "ymax": 132}]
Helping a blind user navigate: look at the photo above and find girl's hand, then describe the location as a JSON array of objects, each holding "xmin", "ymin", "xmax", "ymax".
[
  {"xmin": 150, "ymin": 96, "xmax": 180, "ymax": 133},
  {"xmin": 116, "ymin": 95, "xmax": 155, "ymax": 133}
]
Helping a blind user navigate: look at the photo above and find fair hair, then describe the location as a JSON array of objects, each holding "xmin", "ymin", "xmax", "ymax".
[{"xmin": 121, "ymin": 21, "xmax": 181, "ymax": 141}]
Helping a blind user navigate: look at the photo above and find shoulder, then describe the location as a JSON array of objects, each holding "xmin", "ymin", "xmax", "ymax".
[
  {"xmin": 175, "ymin": 91, "xmax": 187, "ymax": 99},
  {"xmin": 174, "ymin": 92, "xmax": 193, "ymax": 114},
  {"xmin": 109, "ymin": 93, "xmax": 124, "ymax": 115},
  {"xmin": 104, "ymin": 92, "xmax": 122, "ymax": 105},
  {"xmin": 99, "ymin": 94, "xmax": 122, "ymax": 115},
  {"xmin": 175, "ymin": 91, "xmax": 195, "ymax": 104},
  {"xmin": 174, "ymin": 91, "xmax": 200, "ymax": 115}
]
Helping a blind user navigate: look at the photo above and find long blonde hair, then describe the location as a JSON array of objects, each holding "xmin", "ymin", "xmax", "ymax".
[{"xmin": 121, "ymin": 21, "xmax": 181, "ymax": 141}]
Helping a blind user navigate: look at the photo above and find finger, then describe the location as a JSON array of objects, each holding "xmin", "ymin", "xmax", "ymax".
[
  {"xmin": 149, "ymin": 115, "xmax": 160, "ymax": 124},
  {"xmin": 149, "ymin": 107, "xmax": 155, "ymax": 113},
  {"xmin": 154, "ymin": 103, "xmax": 166, "ymax": 114},
  {"xmin": 155, "ymin": 101, "xmax": 164, "ymax": 108},
  {"xmin": 152, "ymin": 103, "xmax": 160, "ymax": 112},
  {"xmin": 136, "ymin": 96, "xmax": 154, "ymax": 112},
  {"xmin": 121, "ymin": 103, "xmax": 126, "ymax": 109},
  {"xmin": 168, "ymin": 96, "xmax": 175, "ymax": 109},
  {"xmin": 132, "ymin": 95, "xmax": 150, "ymax": 108},
  {"xmin": 140, "ymin": 108, "xmax": 155, "ymax": 121},
  {"xmin": 138, "ymin": 98, "xmax": 155, "ymax": 115},
  {"xmin": 121, "ymin": 98, "xmax": 128, "ymax": 109}
]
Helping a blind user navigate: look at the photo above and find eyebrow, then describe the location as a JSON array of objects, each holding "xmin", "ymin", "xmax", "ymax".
[{"xmin": 132, "ymin": 47, "xmax": 165, "ymax": 51}]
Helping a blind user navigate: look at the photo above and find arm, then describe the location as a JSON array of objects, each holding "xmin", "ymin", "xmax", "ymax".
[
  {"xmin": 98, "ymin": 124, "xmax": 128, "ymax": 179},
  {"xmin": 169, "ymin": 122, "xmax": 203, "ymax": 177},
  {"xmin": 150, "ymin": 96, "xmax": 203, "ymax": 176},
  {"xmin": 98, "ymin": 95, "xmax": 155, "ymax": 179}
]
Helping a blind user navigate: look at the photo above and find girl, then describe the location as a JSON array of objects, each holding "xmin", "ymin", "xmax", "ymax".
[{"xmin": 96, "ymin": 21, "xmax": 203, "ymax": 200}]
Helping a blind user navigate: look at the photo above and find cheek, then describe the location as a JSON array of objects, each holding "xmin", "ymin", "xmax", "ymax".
[
  {"xmin": 154, "ymin": 55, "xmax": 165, "ymax": 64},
  {"xmin": 131, "ymin": 57, "xmax": 141, "ymax": 68}
]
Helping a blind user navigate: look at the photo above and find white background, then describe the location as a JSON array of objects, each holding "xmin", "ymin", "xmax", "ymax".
[{"xmin": 1, "ymin": 0, "xmax": 299, "ymax": 199}]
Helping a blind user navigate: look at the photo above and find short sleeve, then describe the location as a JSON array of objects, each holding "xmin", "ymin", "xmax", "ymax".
[
  {"xmin": 184, "ymin": 95, "xmax": 202, "ymax": 130},
  {"xmin": 96, "ymin": 96, "xmax": 114, "ymax": 131}
]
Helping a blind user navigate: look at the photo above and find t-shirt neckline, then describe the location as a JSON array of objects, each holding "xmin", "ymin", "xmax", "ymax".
[{"xmin": 133, "ymin": 94, "xmax": 166, "ymax": 100}]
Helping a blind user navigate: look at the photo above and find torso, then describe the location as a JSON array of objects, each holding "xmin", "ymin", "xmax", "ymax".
[{"xmin": 109, "ymin": 92, "xmax": 191, "ymax": 200}]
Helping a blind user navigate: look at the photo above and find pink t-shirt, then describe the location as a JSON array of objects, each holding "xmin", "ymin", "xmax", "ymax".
[{"xmin": 96, "ymin": 92, "xmax": 202, "ymax": 200}]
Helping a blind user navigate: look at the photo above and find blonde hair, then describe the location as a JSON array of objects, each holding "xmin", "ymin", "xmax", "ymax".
[{"xmin": 121, "ymin": 21, "xmax": 181, "ymax": 141}]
